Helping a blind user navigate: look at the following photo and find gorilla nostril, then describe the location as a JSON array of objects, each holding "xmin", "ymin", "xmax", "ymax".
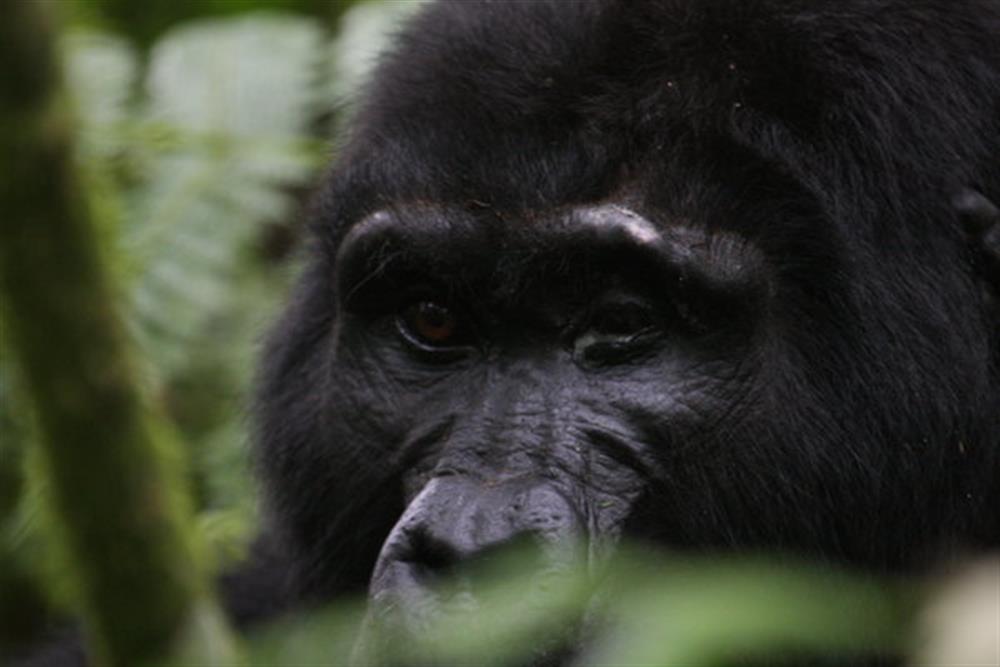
[
  {"xmin": 401, "ymin": 528, "xmax": 462, "ymax": 580},
  {"xmin": 396, "ymin": 524, "xmax": 548, "ymax": 590}
]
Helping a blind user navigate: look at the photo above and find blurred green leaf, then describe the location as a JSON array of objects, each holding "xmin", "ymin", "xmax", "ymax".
[
  {"xmin": 69, "ymin": 0, "xmax": 354, "ymax": 47},
  {"xmin": 63, "ymin": 32, "xmax": 137, "ymax": 152},
  {"xmin": 245, "ymin": 548, "xmax": 912, "ymax": 667},
  {"xmin": 127, "ymin": 13, "xmax": 328, "ymax": 372}
]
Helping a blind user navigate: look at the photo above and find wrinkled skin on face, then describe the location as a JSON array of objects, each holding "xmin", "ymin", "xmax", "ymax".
[
  {"xmin": 254, "ymin": 0, "xmax": 1000, "ymax": 663},
  {"xmin": 342, "ymin": 203, "xmax": 765, "ymax": 642}
]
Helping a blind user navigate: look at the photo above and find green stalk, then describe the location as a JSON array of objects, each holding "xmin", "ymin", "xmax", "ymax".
[{"xmin": 0, "ymin": 2, "xmax": 239, "ymax": 664}]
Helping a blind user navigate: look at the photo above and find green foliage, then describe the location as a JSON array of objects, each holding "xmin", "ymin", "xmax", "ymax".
[
  {"xmin": 1, "ymin": 0, "xmax": 427, "ymax": 615},
  {"xmin": 1, "ymin": 1, "xmax": 240, "ymax": 660},
  {"xmin": 1, "ymin": 14, "xmax": 320, "ymax": 651},
  {"xmin": 0, "ymin": 7, "xmax": 426, "ymax": 653},
  {"xmin": 248, "ymin": 547, "xmax": 913, "ymax": 667},
  {"xmin": 67, "ymin": 0, "xmax": 355, "ymax": 47},
  {"xmin": 61, "ymin": 14, "xmax": 338, "ymax": 561}
]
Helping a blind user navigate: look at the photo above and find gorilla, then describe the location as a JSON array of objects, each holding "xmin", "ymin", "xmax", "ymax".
[{"xmin": 253, "ymin": 0, "xmax": 1000, "ymax": 663}]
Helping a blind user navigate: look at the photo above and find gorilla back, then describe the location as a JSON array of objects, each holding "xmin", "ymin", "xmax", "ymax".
[{"xmin": 256, "ymin": 0, "xmax": 1000, "ymax": 659}]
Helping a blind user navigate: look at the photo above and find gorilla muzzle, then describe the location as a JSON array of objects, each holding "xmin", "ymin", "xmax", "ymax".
[{"xmin": 363, "ymin": 475, "xmax": 588, "ymax": 642}]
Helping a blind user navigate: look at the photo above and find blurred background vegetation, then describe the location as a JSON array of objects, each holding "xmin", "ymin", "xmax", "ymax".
[
  {"xmin": 0, "ymin": 1, "xmax": 996, "ymax": 665},
  {"xmin": 0, "ymin": 0, "xmax": 423, "ymax": 660}
]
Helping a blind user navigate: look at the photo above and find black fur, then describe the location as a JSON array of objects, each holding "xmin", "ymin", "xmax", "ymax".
[{"xmin": 254, "ymin": 0, "xmax": 1000, "ymax": 662}]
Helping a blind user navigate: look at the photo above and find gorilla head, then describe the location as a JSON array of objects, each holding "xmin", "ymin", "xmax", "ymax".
[{"xmin": 254, "ymin": 0, "xmax": 1000, "ymax": 649}]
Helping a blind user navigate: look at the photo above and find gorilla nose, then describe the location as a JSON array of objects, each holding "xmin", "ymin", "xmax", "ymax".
[
  {"xmin": 414, "ymin": 479, "xmax": 580, "ymax": 568},
  {"xmin": 368, "ymin": 476, "xmax": 586, "ymax": 613}
]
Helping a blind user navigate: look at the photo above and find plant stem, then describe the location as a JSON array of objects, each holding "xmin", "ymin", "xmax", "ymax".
[{"xmin": 0, "ymin": 2, "xmax": 239, "ymax": 664}]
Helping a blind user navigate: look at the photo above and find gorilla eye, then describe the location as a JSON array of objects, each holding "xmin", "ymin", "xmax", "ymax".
[
  {"xmin": 574, "ymin": 298, "xmax": 662, "ymax": 364},
  {"xmin": 590, "ymin": 302, "xmax": 657, "ymax": 338},
  {"xmin": 397, "ymin": 300, "xmax": 469, "ymax": 349}
]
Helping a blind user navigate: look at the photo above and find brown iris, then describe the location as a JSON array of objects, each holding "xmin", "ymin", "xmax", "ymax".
[{"xmin": 400, "ymin": 301, "xmax": 461, "ymax": 347}]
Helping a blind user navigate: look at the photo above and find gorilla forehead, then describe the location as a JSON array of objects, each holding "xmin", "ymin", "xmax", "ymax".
[{"xmin": 315, "ymin": 0, "xmax": 999, "ymax": 234}]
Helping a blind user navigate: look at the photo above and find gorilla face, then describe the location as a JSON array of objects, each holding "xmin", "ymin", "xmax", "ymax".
[
  {"xmin": 342, "ymin": 202, "xmax": 766, "ymax": 626},
  {"xmin": 254, "ymin": 0, "xmax": 1000, "ymax": 651}
]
